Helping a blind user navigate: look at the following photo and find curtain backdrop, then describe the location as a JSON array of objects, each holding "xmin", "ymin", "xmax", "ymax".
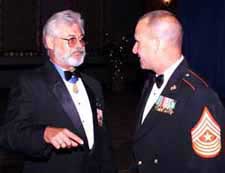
[
  {"xmin": 177, "ymin": 0, "xmax": 225, "ymax": 98},
  {"xmin": 41, "ymin": 0, "xmax": 76, "ymax": 26}
]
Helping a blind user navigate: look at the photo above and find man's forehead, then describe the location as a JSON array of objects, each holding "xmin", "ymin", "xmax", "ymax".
[
  {"xmin": 138, "ymin": 18, "xmax": 150, "ymax": 27},
  {"xmin": 137, "ymin": 18, "xmax": 150, "ymax": 31},
  {"xmin": 56, "ymin": 23, "xmax": 83, "ymax": 36},
  {"xmin": 135, "ymin": 20, "xmax": 151, "ymax": 38}
]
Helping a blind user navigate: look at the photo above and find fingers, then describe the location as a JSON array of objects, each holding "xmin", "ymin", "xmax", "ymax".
[
  {"xmin": 63, "ymin": 129, "xmax": 84, "ymax": 145},
  {"xmin": 44, "ymin": 126, "xmax": 84, "ymax": 149},
  {"xmin": 51, "ymin": 139, "xmax": 61, "ymax": 149}
]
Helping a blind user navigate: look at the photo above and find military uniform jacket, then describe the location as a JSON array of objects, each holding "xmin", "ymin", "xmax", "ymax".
[
  {"xmin": 0, "ymin": 61, "xmax": 116, "ymax": 173},
  {"xmin": 131, "ymin": 59, "xmax": 225, "ymax": 173}
]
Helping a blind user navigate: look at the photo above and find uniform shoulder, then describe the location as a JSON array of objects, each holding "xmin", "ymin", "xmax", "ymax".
[{"xmin": 181, "ymin": 69, "xmax": 208, "ymax": 92}]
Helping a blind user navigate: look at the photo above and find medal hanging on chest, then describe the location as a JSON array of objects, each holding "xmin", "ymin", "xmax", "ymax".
[
  {"xmin": 72, "ymin": 83, "xmax": 79, "ymax": 93},
  {"xmin": 70, "ymin": 74, "xmax": 79, "ymax": 93},
  {"xmin": 64, "ymin": 68, "xmax": 80, "ymax": 93}
]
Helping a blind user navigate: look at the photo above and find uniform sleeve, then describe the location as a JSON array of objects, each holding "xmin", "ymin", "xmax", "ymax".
[{"xmin": 186, "ymin": 88, "xmax": 225, "ymax": 173}]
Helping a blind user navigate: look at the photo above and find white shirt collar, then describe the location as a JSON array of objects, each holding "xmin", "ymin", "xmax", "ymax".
[{"xmin": 160, "ymin": 55, "xmax": 184, "ymax": 87}]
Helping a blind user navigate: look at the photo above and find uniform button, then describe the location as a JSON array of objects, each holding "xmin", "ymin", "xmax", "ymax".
[
  {"xmin": 153, "ymin": 159, "xmax": 158, "ymax": 164},
  {"xmin": 185, "ymin": 73, "xmax": 190, "ymax": 77},
  {"xmin": 138, "ymin": 161, "xmax": 142, "ymax": 165}
]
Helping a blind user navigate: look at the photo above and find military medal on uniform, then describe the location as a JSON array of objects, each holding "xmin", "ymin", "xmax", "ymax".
[{"xmin": 154, "ymin": 95, "xmax": 176, "ymax": 115}]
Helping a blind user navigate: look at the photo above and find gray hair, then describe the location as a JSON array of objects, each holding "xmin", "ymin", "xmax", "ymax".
[
  {"xmin": 42, "ymin": 10, "xmax": 84, "ymax": 47},
  {"xmin": 139, "ymin": 10, "xmax": 183, "ymax": 49}
]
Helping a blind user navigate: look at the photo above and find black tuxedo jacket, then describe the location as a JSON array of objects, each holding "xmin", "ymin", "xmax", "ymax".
[
  {"xmin": 0, "ymin": 61, "xmax": 116, "ymax": 173},
  {"xmin": 130, "ymin": 60, "xmax": 225, "ymax": 173}
]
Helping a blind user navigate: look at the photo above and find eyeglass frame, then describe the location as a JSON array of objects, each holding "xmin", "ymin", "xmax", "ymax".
[{"xmin": 55, "ymin": 35, "xmax": 86, "ymax": 47}]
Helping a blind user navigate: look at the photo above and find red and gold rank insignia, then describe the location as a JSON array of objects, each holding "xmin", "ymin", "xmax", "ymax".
[{"xmin": 191, "ymin": 107, "xmax": 221, "ymax": 158}]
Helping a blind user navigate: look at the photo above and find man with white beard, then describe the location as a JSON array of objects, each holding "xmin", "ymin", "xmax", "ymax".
[{"xmin": 0, "ymin": 10, "xmax": 117, "ymax": 173}]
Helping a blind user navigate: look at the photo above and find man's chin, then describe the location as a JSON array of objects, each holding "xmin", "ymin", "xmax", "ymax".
[
  {"xmin": 67, "ymin": 56, "xmax": 84, "ymax": 67},
  {"xmin": 140, "ymin": 62, "xmax": 145, "ymax": 69}
]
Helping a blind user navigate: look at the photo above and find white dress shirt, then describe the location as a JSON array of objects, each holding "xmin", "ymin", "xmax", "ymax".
[
  {"xmin": 54, "ymin": 64, "xmax": 94, "ymax": 149},
  {"xmin": 142, "ymin": 56, "xmax": 184, "ymax": 123}
]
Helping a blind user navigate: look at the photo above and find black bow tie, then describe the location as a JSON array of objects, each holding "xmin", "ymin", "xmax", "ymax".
[
  {"xmin": 64, "ymin": 70, "xmax": 80, "ymax": 81},
  {"xmin": 154, "ymin": 74, "xmax": 164, "ymax": 88}
]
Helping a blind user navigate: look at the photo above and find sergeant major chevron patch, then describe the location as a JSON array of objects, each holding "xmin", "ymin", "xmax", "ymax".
[{"xmin": 191, "ymin": 107, "xmax": 221, "ymax": 158}]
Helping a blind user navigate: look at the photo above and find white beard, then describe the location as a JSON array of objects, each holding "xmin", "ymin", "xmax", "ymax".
[
  {"xmin": 55, "ymin": 48, "xmax": 86, "ymax": 67},
  {"xmin": 64, "ymin": 51, "xmax": 86, "ymax": 67}
]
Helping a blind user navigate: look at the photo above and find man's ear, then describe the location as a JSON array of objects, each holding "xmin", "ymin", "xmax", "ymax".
[{"xmin": 45, "ymin": 35, "xmax": 54, "ymax": 50}]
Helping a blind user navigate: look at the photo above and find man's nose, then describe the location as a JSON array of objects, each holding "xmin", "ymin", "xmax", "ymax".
[{"xmin": 132, "ymin": 43, "xmax": 137, "ymax": 54}]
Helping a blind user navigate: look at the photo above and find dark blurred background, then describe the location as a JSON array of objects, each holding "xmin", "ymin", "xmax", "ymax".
[{"xmin": 1, "ymin": 0, "xmax": 225, "ymax": 172}]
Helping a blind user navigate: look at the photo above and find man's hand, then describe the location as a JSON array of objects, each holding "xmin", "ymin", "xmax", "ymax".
[{"xmin": 44, "ymin": 126, "xmax": 84, "ymax": 149}]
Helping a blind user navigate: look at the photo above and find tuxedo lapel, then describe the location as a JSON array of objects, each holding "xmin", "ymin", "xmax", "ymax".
[
  {"xmin": 52, "ymin": 82, "xmax": 87, "ymax": 138},
  {"xmin": 81, "ymin": 74, "xmax": 98, "ymax": 129},
  {"xmin": 134, "ymin": 60, "xmax": 189, "ymax": 141},
  {"xmin": 42, "ymin": 61, "xmax": 87, "ymax": 141}
]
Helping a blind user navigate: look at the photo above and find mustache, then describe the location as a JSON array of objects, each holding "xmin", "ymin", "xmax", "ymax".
[
  {"xmin": 62, "ymin": 48, "xmax": 86, "ymax": 60},
  {"xmin": 71, "ymin": 48, "xmax": 85, "ymax": 55}
]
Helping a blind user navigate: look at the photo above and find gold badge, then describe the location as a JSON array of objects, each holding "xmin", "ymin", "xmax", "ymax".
[{"xmin": 72, "ymin": 84, "xmax": 79, "ymax": 93}]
